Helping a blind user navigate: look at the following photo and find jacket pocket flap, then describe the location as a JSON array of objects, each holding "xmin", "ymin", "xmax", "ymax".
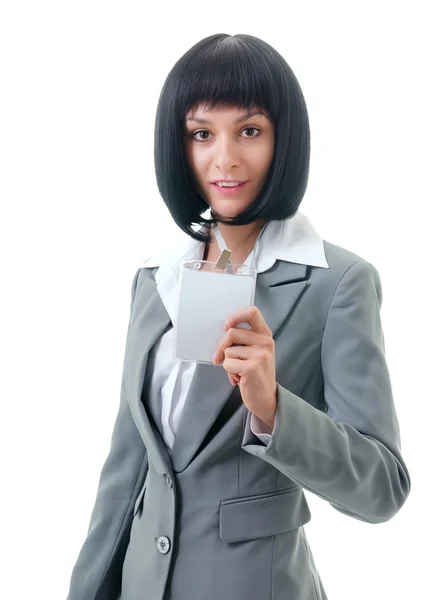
[{"xmin": 219, "ymin": 486, "xmax": 311, "ymax": 543}]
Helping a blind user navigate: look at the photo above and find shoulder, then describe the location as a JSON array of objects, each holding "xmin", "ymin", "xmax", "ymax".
[
  {"xmin": 310, "ymin": 240, "xmax": 382, "ymax": 307},
  {"xmin": 128, "ymin": 264, "xmax": 159, "ymax": 301},
  {"xmin": 323, "ymin": 239, "xmax": 367, "ymax": 270},
  {"xmin": 322, "ymin": 239, "xmax": 380, "ymax": 279}
]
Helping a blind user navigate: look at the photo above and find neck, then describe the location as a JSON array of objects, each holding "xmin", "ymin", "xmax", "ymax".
[{"xmin": 210, "ymin": 217, "xmax": 266, "ymax": 262}]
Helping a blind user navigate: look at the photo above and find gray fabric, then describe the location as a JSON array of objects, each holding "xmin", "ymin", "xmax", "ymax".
[{"xmin": 66, "ymin": 240, "xmax": 411, "ymax": 600}]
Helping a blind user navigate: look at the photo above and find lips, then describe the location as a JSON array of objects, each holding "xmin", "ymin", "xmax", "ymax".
[
  {"xmin": 211, "ymin": 180, "xmax": 246, "ymax": 185},
  {"xmin": 214, "ymin": 183, "xmax": 243, "ymax": 188},
  {"xmin": 211, "ymin": 181, "xmax": 248, "ymax": 194}
]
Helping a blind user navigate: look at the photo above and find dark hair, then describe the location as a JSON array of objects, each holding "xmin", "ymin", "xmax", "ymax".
[{"xmin": 154, "ymin": 33, "xmax": 311, "ymax": 244}]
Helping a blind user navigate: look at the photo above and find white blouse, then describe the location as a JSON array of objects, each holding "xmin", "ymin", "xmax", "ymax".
[{"xmin": 141, "ymin": 210, "xmax": 329, "ymax": 452}]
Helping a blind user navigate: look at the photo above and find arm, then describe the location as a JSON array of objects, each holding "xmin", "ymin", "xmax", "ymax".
[
  {"xmin": 66, "ymin": 268, "xmax": 149, "ymax": 600},
  {"xmin": 242, "ymin": 260, "xmax": 411, "ymax": 524}
]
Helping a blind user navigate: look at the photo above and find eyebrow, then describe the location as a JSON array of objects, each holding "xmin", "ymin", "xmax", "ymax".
[{"xmin": 186, "ymin": 110, "xmax": 267, "ymax": 124}]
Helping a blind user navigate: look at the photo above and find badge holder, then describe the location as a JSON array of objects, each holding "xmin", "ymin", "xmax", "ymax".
[{"xmin": 173, "ymin": 249, "xmax": 257, "ymax": 365}]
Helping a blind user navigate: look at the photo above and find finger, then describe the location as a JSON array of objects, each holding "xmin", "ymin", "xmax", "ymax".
[
  {"xmin": 225, "ymin": 306, "xmax": 271, "ymax": 336},
  {"xmin": 223, "ymin": 345, "xmax": 253, "ymax": 360},
  {"xmin": 222, "ymin": 356, "xmax": 252, "ymax": 378},
  {"xmin": 228, "ymin": 373, "xmax": 239, "ymax": 385},
  {"xmin": 215, "ymin": 329, "xmax": 272, "ymax": 363}
]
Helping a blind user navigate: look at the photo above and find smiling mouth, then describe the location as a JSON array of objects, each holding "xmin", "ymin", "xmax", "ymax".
[{"xmin": 211, "ymin": 181, "xmax": 248, "ymax": 192}]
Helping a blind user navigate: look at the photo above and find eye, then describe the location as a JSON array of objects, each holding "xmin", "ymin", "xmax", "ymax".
[{"xmin": 191, "ymin": 127, "xmax": 261, "ymax": 142}]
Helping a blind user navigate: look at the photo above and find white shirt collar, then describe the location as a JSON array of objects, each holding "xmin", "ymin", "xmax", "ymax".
[
  {"xmin": 140, "ymin": 209, "xmax": 329, "ymax": 323},
  {"xmin": 143, "ymin": 209, "xmax": 328, "ymax": 276}
]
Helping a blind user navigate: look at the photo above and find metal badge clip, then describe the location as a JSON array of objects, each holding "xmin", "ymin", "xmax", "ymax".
[{"xmin": 213, "ymin": 249, "xmax": 232, "ymax": 270}]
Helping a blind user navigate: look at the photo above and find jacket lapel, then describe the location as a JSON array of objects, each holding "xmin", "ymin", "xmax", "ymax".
[{"xmin": 124, "ymin": 261, "xmax": 309, "ymax": 474}]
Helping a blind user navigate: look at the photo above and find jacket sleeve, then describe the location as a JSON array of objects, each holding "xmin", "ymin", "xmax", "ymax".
[
  {"xmin": 250, "ymin": 413, "xmax": 272, "ymax": 445},
  {"xmin": 66, "ymin": 267, "xmax": 149, "ymax": 600},
  {"xmin": 242, "ymin": 260, "xmax": 411, "ymax": 524}
]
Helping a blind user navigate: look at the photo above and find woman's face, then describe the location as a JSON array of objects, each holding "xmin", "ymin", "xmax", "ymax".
[{"xmin": 184, "ymin": 103, "xmax": 275, "ymax": 220}]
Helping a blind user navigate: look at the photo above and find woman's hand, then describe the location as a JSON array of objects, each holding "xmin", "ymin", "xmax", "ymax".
[{"xmin": 213, "ymin": 306, "xmax": 278, "ymax": 429}]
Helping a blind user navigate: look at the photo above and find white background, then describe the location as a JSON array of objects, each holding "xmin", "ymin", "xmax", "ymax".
[{"xmin": 1, "ymin": 1, "xmax": 433, "ymax": 598}]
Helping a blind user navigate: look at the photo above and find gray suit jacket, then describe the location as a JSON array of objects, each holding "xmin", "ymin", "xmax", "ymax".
[{"xmin": 66, "ymin": 240, "xmax": 411, "ymax": 600}]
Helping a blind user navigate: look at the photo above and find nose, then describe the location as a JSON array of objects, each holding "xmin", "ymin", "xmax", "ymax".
[{"xmin": 213, "ymin": 135, "xmax": 240, "ymax": 171}]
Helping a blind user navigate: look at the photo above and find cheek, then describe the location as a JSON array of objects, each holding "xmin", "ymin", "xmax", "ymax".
[
  {"xmin": 253, "ymin": 146, "xmax": 274, "ymax": 179},
  {"xmin": 184, "ymin": 141, "xmax": 203, "ymax": 166},
  {"xmin": 189, "ymin": 147, "xmax": 210, "ymax": 174}
]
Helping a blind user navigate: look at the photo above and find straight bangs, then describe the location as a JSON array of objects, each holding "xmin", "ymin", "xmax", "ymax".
[{"xmin": 154, "ymin": 34, "xmax": 311, "ymax": 244}]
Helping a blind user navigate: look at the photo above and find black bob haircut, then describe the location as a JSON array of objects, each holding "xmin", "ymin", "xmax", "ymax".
[{"xmin": 154, "ymin": 33, "xmax": 311, "ymax": 245}]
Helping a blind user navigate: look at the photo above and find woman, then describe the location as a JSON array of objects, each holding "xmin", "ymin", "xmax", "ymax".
[{"xmin": 66, "ymin": 33, "xmax": 411, "ymax": 600}]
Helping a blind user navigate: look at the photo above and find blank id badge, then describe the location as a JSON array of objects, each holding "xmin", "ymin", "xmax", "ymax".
[{"xmin": 173, "ymin": 256, "xmax": 257, "ymax": 364}]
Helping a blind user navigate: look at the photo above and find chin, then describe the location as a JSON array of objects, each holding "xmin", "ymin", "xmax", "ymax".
[
  {"xmin": 211, "ymin": 210, "xmax": 242, "ymax": 222},
  {"xmin": 210, "ymin": 201, "xmax": 251, "ymax": 219}
]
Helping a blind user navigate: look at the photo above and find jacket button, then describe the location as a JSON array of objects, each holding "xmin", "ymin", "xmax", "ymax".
[
  {"xmin": 157, "ymin": 536, "xmax": 171, "ymax": 554},
  {"xmin": 165, "ymin": 474, "xmax": 173, "ymax": 488}
]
